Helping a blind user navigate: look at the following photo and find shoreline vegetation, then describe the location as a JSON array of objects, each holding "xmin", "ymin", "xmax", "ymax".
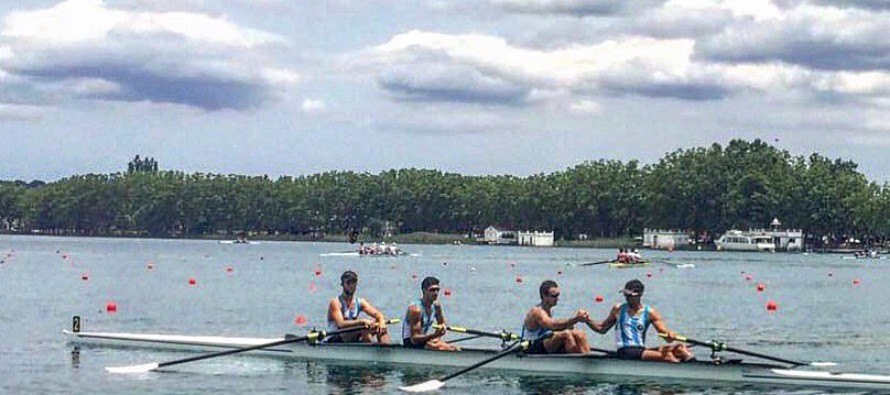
[
  {"xmin": 0, "ymin": 230, "xmax": 640, "ymax": 249},
  {"xmin": 1, "ymin": 139, "xmax": 889, "ymax": 250}
]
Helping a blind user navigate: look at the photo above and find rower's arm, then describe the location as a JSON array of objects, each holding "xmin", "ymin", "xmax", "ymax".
[
  {"xmin": 585, "ymin": 305, "xmax": 618, "ymax": 334},
  {"xmin": 648, "ymin": 308, "xmax": 677, "ymax": 342},
  {"xmin": 328, "ymin": 298, "xmax": 368, "ymax": 329},
  {"xmin": 407, "ymin": 305, "xmax": 440, "ymax": 343},
  {"xmin": 533, "ymin": 308, "xmax": 583, "ymax": 331},
  {"xmin": 360, "ymin": 299, "xmax": 388, "ymax": 328}
]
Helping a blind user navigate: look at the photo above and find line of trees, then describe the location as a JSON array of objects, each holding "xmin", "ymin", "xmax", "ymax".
[{"xmin": 1, "ymin": 140, "xmax": 888, "ymax": 245}]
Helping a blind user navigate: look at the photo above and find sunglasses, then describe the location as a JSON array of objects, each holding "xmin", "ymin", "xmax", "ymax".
[
  {"xmin": 426, "ymin": 287, "xmax": 441, "ymax": 293},
  {"xmin": 548, "ymin": 292, "xmax": 560, "ymax": 299}
]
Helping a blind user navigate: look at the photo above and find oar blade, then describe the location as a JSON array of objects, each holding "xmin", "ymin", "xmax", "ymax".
[
  {"xmin": 105, "ymin": 362, "xmax": 160, "ymax": 374},
  {"xmin": 399, "ymin": 379, "xmax": 445, "ymax": 393},
  {"xmin": 810, "ymin": 362, "xmax": 838, "ymax": 367}
]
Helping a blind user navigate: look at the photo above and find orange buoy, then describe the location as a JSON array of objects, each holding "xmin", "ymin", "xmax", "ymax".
[
  {"xmin": 756, "ymin": 283, "xmax": 766, "ymax": 292},
  {"xmin": 188, "ymin": 277, "xmax": 197, "ymax": 286},
  {"xmin": 294, "ymin": 315, "xmax": 307, "ymax": 326},
  {"xmin": 515, "ymin": 276, "xmax": 523, "ymax": 284},
  {"xmin": 745, "ymin": 274, "xmax": 753, "ymax": 281},
  {"xmin": 853, "ymin": 279, "xmax": 861, "ymax": 285},
  {"xmin": 106, "ymin": 301, "xmax": 118, "ymax": 313},
  {"xmin": 444, "ymin": 288, "xmax": 452, "ymax": 297},
  {"xmin": 314, "ymin": 270, "xmax": 322, "ymax": 277},
  {"xmin": 766, "ymin": 300, "xmax": 778, "ymax": 313},
  {"xmin": 595, "ymin": 295, "xmax": 604, "ymax": 303},
  {"xmin": 225, "ymin": 265, "xmax": 234, "ymax": 273},
  {"xmin": 81, "ymin": 273, "xmax": 89, "ymax": 281},
  {"xmin": 646, "ymin": 272, "xmax": 653, "ymax": 278}
]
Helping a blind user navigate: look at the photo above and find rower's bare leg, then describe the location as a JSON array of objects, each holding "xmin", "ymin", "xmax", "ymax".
[
  {"xmin": 642, "ymin": 346, "xmax": 680, "ymax": 363},
  {"xmin": 671, "ymin": 344, "xmax": 694, "ymax": 361},
  {"xmin": 544, "ymin": 331, "xmax": 570, "ymax": 353},
  {"xmin": 425, "ymin": 339, "xmax": 461, "ymax": 351},
  {"xmin": 572, "ymin": 329, "xmax": 591, "ymax": 353},
  {"xmin": 376, "ymin": 329, "xmax": 391, "ymax": 344},
  {"xmin": 340, "ymin": 330, "xmax": 367, "ymax": 343}
]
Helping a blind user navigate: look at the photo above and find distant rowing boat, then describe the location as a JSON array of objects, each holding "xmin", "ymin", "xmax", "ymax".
[
  {"xmin": 64, "ymin": 328, "xmax": 890, "ymax": 391},
  {"xmin": 609, "ymin": 260, "xmax": 651, "ymax": 269},
  {"xmin": 219, "ymin": 240, "xmax": 260, "ymax": 245},
  {"xmin": 319, "ymin": 251, "xmax": 419, "ymax": 257}
]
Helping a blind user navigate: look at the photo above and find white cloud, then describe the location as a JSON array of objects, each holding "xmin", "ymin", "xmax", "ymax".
[
  {"xmin": 0, "ymin": 0, "xmax": 298, "ymax": 111},
  {"xmin": 0, "ymin": 102, "xmax": 44, "ymax": 121},
  {"xmin": 301, "ymin": 98, "xmax": 327, "ymax": 112},
  {"xmin": 489, "ymin": 0, "xmax": 628, "ymax": 15},
  {"xmin": 698, "ymin": 4, "xmax": 890, "ymax": 71},
  {"xmin": 569, "ymin": 99, "xmax": 603, "ymax": 115},
  {"xmin": 365, "ymin": 30, "xmax": 729, "ymax": 103}
]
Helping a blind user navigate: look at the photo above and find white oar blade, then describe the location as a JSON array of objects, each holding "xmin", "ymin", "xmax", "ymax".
[
  {"xmin": 399, "ymin": 380, "xmax": 445, "ymax": 393},
  {"xmin": 810, "ymin": 362, "xmax": 838, "ymax": 367},
  {"xmin": 105, "ymin": 362, "xmax": 160, "ymax": 374}
]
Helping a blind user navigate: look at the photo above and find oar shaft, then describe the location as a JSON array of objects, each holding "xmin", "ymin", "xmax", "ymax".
[
  {"xmin": 435, "ymin": 325, "xmax": 519, "ymax": 341},
  {"xmin": 439, "ymin": 341, "xmax": 526, "ymax": 383},
  {"xmin": 158, "ymin": 334, "xmax": 316, "ymax": 368},
  {"xmin": 673, "ymin": 335, "xmax": 804, "ymax": 366}
]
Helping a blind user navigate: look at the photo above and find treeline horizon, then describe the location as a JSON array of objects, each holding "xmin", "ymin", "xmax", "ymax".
[{"xmin": 1, "ymin": 139, "xmax": 888, "ymax": 244}]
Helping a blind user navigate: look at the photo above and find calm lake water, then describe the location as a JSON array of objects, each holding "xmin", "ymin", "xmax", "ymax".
[{"xmin": 1, "ymin": 235, "xmax": 888, "ymax": 394}]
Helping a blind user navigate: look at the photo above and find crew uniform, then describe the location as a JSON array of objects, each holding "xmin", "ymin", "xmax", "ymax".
[
  {"xmin": 521, "ymin": 305, "xmax": 554, "ymax": 354},
  {"xmin": 401, "ymin": 298, "xmax": 439, "ymax": 348},
  {"xmin": 324, "ymin": 295, "xmax": 363, "ymax": 343},
  {"xmin": 614, "ymin": 303, "xmax": 651, "ymax": 360}
]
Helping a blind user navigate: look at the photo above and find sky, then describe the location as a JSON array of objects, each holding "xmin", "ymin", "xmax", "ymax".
[{"xmin": 0, "ymin": 0, "xmax": 888, "ymax": 183}]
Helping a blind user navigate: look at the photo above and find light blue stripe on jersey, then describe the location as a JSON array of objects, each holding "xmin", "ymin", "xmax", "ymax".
[{"xmin": 615, "ymin": 303, "xmax": 650, "ymax": 348}]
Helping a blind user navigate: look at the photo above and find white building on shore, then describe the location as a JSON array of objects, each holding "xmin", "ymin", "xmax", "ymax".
[
  {"xmin": 518, "ymin": 231, "xmax": 554, "ymax": 247},
  {"xmin": 643, "ymin": 229, "xmax": 689, "ymax": 250}
]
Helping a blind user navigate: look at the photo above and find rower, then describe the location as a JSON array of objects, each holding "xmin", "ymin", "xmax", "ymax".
[
  {"xmin": 325, "ymin": 270, "xmax": 391, "ymax": 343},
  {"xmin": 402, "ymin": 276, "xmax": 460, "ymax": 351},
  {"xmin": 521, "ymin": 280, "xmax": 592, "ymax": 354},
  {"xmin": 586, "ymin": 279, "xmax": 694, "ymax": 363}
]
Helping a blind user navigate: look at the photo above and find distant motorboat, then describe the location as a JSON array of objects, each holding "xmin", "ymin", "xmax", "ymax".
[{"xmin": 715, "ymin": 230, "xmax": 776, "ymax": 252}]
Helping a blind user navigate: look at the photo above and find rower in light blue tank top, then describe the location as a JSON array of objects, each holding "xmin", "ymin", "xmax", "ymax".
[
  {"xmin": 328, "ymin": 295, "xmax": 363, "ymax": 332},
  {"xmin": 401, "ymin": 298, "xmax": 436, "ymax": 340},
  {"xmin": 615, "ymin": 303, "xmax": 650, "ymax": 348},
  {"xmin": 521, "ymin": 304, "xmax": 554, "ymax": 341}
]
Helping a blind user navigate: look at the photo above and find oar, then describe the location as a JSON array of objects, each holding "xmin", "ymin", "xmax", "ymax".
[
  {"xmin": 106, "ymin": 318, "xmax": 400, "ymax": 374},
  {"xmin": 656, "ymin": 260, "xmax": 695, "ymax": 268},
  {"xmin": 434, "ymin": 324, "xmax": 520, "ymax": 342},
  {"xmin": 662, "ymin": 334, "xmax": 836, "ymax": 367},
  {"xmin": 447, "ymin": 334, "xmax": 485, "ymax": 344},
  {"xmin": 579, "ymin": 260, "xmax": 613, "ymax": 267},
  {"xmin": 399, "ymin": 340, "xmax": 529, "ymax": 393}
]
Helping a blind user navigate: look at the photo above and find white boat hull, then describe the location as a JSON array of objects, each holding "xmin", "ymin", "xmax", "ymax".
[{"xmin": 64, "ymin": 329, "xmax": 890, "ymax": 390}]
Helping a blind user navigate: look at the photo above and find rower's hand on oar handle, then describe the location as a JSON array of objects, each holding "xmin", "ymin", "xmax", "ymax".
[{"xmin": 657, "ymin": 331, "xmax": 682, "ymax": 343}]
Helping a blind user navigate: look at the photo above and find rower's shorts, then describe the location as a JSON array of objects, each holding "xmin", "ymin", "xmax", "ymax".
[
  {"xmin": 526, "ymin": 338, "xmax": 548, "ymax": 354},
  {"xmin": 402, "ymin": 338, "xmax": 427, "ymax": 349},
  {"xmin": 617, "ymin": 346, "xmax": 645, "ymax": 360}
]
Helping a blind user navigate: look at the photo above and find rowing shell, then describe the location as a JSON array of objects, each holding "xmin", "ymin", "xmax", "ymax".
[
  {"xmin": 63, "ymin": 329, "xmax": 890, "ymax": 390},
  {"xmin": 609, "ymin": 260, "xmax": 651, "ymax": 269},
  {"xmin": 319, "ymin": 251, "xmax": 419, "ymax": 257}
]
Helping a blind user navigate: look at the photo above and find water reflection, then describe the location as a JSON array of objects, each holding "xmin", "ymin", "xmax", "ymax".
[
  {"xmin": 70, "ymin": 345, "xmax": 80, "ymax": 369},
  {"xmin": 295, "ymin": 361, "xmax": 393, "ymax": 395}
]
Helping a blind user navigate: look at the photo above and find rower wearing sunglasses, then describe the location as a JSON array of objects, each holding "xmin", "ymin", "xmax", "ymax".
[
  {"xmin": 325, "ymin": 270, "xmax": 391, "ymax": 344},
  {"xmin": 521, "ymin": 280, "xmax": 592, "ymax": 354},
  {"xmin": 402, "ymin": 276, "xmax": 460, "ymax": 351},
  {"xmin": 587, "ymin": 279, "xmax": 694, "ymax": 362}
]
